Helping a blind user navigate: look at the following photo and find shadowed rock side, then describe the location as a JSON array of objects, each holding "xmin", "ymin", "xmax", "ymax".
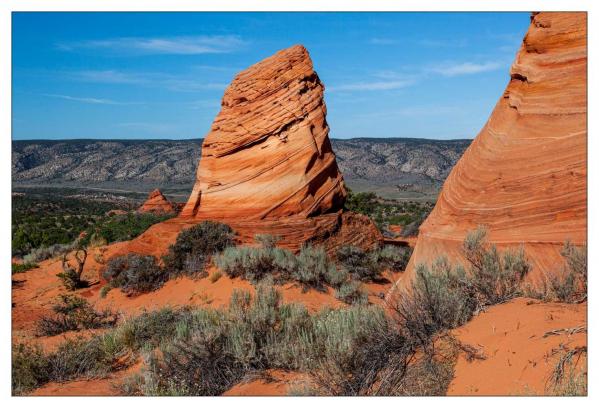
[
  {"xmin": 138, "ymin": 189, "xmax": 176, "ymax": 214},
  {"xmin": 404, "ymin": 12, "xmax": 587, "ymax": 284},
  {"xmin": 181, "ymin": 45, "xmax": 346, "ymax": 220}
]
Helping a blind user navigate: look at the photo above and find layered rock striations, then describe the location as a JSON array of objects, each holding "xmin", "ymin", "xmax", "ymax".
[
  {"xmin": 181, "ymin": 45, "xmax": 346, "ymax": 220},
  {"xmin": 405, "ymin": 12, "xmax": 587, "ymax": 282},
  {"xmin": 176, "ymin": 45, "xmax": 380, "ymax": 252},
  {"xmin": 138, "ymin": 189, "xmax": 177, "ymax": 214}
]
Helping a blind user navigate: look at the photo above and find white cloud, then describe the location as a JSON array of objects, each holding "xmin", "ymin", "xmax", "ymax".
[
  {"xmin": 369, "ymin": 37, "xmax": 398, "ymax": 45},
  {"xmin": 69, "ymin": 70, "xmax": 228, "ymax": 92},
  {"xmin": 328, "ymin": 79, "xmax": 414, "ymax": 92},
  {"xmin": 41, "ymin": 93, "xmax": 138, "ymax": 105},
  {"xmin": 427, "ymin": 61, "xmax": 503, "ymax": 77},
  {"xmin": 419, "ymin": 38, "xmax": 468, "ymax": 48},
  {"xmin": 58, "ymin": 35, "xmax": 246, "ymax": 55}
]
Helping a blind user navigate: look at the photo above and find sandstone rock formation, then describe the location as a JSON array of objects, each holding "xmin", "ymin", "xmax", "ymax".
[
  {"xmin": 181, "ymin": 45, "xmax": 346, "ymax": 220},
  {"xmin": 176, "ymin": 44, "xmax": 381, "ymax": 252},
  {"xmin": 404, "ymin": 12, "xmax": 587, "ymax": 283},
  {"xmin": 138, "ymin": 189, "xmax": 177, "ymax": 214}
]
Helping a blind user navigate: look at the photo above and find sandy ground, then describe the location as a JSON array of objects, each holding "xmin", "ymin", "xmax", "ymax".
[{"xmin": 448, "ymin": 297, "xmax": 586, "ymax": 395}]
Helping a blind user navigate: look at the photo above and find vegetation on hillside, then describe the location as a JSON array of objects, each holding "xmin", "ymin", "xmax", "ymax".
[
  {"xmin": 15, "ymin": 227, "xmax": 583, "ymax": 396},
  {"xmin": 12, "ymin": 193, "xmax": 172, "ymax": 260},
  {"xmin": 343, "ymin": 189, "xmax": 433, "ymax": 236}
]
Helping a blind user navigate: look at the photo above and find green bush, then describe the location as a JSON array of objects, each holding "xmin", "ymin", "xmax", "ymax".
[
  {"xmin": 11, "ymin": 262, "xmax": 38, "ymax": 274},
  {"xmin": 103, "ymin": 254, "xmax": 167, "ymax": 296},
  {"xmin": 12, "ymin": 343, "xmax": 52, "ymax": 395},
  {"xmin": 36, "ymin": 295, "xmax": 117, "ymax": 336},
  {"xmin": 164, "ymin": 221, "xmax": 235, "ymax": 277}
]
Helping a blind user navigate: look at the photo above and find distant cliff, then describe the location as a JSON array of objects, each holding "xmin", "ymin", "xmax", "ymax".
[{"xmin": 12, "ymin": 137, "xmax": 470, "ymax": 199}]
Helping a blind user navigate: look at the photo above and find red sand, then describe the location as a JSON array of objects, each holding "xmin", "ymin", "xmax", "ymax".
[{"xmin": 448, "ymin": 297, "xmax": 586, "ymax": 395}]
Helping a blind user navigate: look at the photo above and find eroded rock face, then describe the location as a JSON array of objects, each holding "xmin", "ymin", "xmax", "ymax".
[
  {"xmin": 138, "ymin": 189, "xmax": 176, "ymax": 214},
  {"xmin": 405, "ymin": 12, "xmax": 587, "ymax": 282},
  {"xmin": 181, "ymin": 45, "xmax": 347, "ymax": 220}
]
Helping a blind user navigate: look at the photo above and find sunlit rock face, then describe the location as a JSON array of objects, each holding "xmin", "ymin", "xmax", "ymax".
[
  {"xmin": 179, "ymin": 45, "xmax": 381, "ymax": 253},
  {"xmin": 181, "ymin": 45, "xmax": 346, "ymax": 221},
  {"xmin": 404, "ymin": 12, "xmax": 587, "ymax": 283}
]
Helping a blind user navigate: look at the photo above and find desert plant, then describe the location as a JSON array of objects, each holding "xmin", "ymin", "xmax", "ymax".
[
  {"xmin": 24, "ymin": 242, "xmax": 75, "ymax": 264},
  {"xmin": 57, "ymin": 247, "xmax": 89, "ymax": 290},
  {"xmin": 335, "ymin": 281, "xmax": 368, "ymax": 305},
  {"xmin": 36, "ymin": 295, "xmax": 117, "ymax": 336},
  {"xmin": 255, "ymin": 234, "xmax": 281, "ymax": 249},
  {"xmin": 163, "ymin": 221, "xmax": 235, "ymax": 277},
  {"xmin": 373, "ymin": 245, "xmax": 413, "ymax": 272},
  {"xmin": 336, "ymin": 245, "xmax": 382, "ymax": 282},
  {"xmin": 293, "ymin": 245, "xmax": 338, "ymax": 291},
  {"xmin": 525, "ymin": 240, "xmax": 587, "ymax": 303},
  {"xmin": 215, "ymin": 246, "xmax": 295, "ymax": 283},
  {"xmin": 12, "ymin": 343, "xmax": 52, "ymax": 395},
  {"xmin": 103, "ymin": 254, "xmax": 167, "ymax": 296},
  {"xmin": 11, "ymin": 262, "xmax": 38, "ymax": 274},
  {"xmin": 462, "ymin": 226, "xmax": 530, "ymax": 306},
  {"xmin": 209, "ymin": 270, "xmax": 223, "ymax": 283}
]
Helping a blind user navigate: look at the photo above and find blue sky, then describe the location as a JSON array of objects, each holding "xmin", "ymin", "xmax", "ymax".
[{"xmin": 12, "ymin": 12, "xmax": 530, "ymax": 140}]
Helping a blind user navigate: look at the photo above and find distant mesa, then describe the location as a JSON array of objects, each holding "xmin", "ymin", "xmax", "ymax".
[
  {"xmin": 404, "ymin": 12, "xmax": 587, "ymax": 284},
  {"xmin": 138, "ymin": 189, "xmax": 177, "ymax": 215}
]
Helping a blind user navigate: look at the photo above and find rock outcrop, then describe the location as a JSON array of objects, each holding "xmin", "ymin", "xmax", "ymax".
[
  {"xmin": 181, "ymin": 45, "xmax": 346, "ymax": 220},
  {"xmin": 138, "ymin": 189, "xmax": 177, "ymax": 214},
  {"xmin": 404, "ymin": 12, "xmax": 587, "ymax": 283},
  {"xmin": 177, "ymin": 44, "xmax": 381, "ymax": 252}
]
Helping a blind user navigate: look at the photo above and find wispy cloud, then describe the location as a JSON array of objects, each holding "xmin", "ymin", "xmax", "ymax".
[
  {"xmin": 115, "ymin": 122, "xmax": 179, "ymax": 134},
  {"xmin": 41, "ymin": 93, "xmax": 139, "ymax": 105},
  {"xmin": 369, "ymin": 37, "xmax": 398, "ymax": 45},
  {"xmin": 427, "ymin": 61, "xmax": 503, "ymax": 77},
  {"xmin": 69, "ymin": 70, "xmax": 228, "ymax": 92},
  {"xmin": 58, "ymin": 35, "xmax": 246, "ymax": 55},
  {"xmin": 419, "ymin": 38, "xmax": 468, "ymax": 48},
  {"xmin": 329, "ymin": 79, "xmax": 414, "ymax": 92}
]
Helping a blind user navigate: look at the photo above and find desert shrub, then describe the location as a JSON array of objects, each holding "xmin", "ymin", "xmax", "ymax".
[
  {"xmin": 335, "ymin": 281, "xmax": 368, "ymax": 305},
  {"xmin": 255, "ymin": 234, "xmax": 281, "ymax": 249},
  {"xmin": 12, "ymin": 335, "xmax": 121, "ymax": 395},
  {"xmin": 11, "ymin": 262, "xmax": 38, "ymax": 274},
  {"xmin": 163, "ymin": 221, "xmax": 235, "ymax": 277},
  {"xmin": 209, "ymin": 270, "xmax": 223, "ymax": 283},
  {"xmin": 399, "ymin": 212, "xmax": 428, "ymax": 238},
  {"xmin": 390, "ymin": 258, "xmax": 474, "ymax": 346},
  {"xmin": 462, "ymin": 226, "xmax": 530, "ymax": 306},
  {"xmin": 56, "ymin": 247, "xmax": 89, "ymax": 291},
  {"xmin": 109, "ymin": 307, "xmax": 189, "ymax": 351},
  {"xmin": 215, "ymin": 246, "xmax": 296, "ymax": 283},
  {"xmin": 12, "ymin": 343, "xmax": 52, "ymax": 395},
  {"xmin": 293, "ymin": 245, "xmax": 339, "ymax": 291},
  {"xmin": 547, "ymin": 346, "xmax": 587, "ymax": 396},
  {"xmin": 529, "ymin": 241, "xmax": 587, "ymax": 303},
  {"xmin": 103, "ymin": 254, "xmax": 167, "ymax": 296},
  {"xmin": 336, "ymin": 245, "xmax": 382, "ymax": 282},
  {"xmin": 36, "ymin": 295, "xmax": 117, "ymax": 336},
  {"xmin": 372, "ymin": 245, "xmax": 412, "ymax": 272},
  {"xmin": 24, "ymin": 242, "xmax": 75, "ymax": 263},
  {"xmin": 216, "ymin": 244, "xmax": 345, "ymax": 293}
]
